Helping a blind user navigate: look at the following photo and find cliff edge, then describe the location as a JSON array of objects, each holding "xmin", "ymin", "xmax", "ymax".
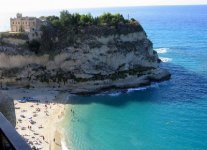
[{"xmin": 0, "ymin": 15, "xmax": 170, "ymax": 94}]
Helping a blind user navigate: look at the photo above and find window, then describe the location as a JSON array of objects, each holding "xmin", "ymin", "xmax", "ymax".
[{"xmin": 13, "ymin": 22, "xmax": 14, "ymax": 24}]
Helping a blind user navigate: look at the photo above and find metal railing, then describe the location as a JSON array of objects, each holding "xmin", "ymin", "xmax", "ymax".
[{"xmin": 0, "ymin": 112, "xmax": 31, "ymax": 150}]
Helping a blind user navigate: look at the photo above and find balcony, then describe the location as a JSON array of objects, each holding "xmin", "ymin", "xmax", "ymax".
[{"xmin": 0, "ymin": 112, "xmax": 31, "ymax": 150}]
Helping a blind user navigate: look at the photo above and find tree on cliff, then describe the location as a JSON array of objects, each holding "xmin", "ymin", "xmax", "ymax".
[
  {"xmin": 47, "ymin": 11, "xmax": 131, "ymax": 27},
  {"xmin": 98, "ymin": 13, "xmax": 126, "ymax": 25},
  {"xmin": 36, "ymin": 11, "xmax": 144, "ymax": 52}
]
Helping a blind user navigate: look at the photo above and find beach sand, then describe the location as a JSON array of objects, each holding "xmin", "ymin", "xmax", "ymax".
[{"xmin": 4, "ymin": 88, "xmax": 69, "ymax": 150}]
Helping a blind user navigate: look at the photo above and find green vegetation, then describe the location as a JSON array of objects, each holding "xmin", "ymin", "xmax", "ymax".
[
  {"xmin": 31, "ymin": 11, "xmax": 144, "ymax": 53},
  {"xmin": 46, "ymin": 11, "xmax": 132, "ymax": 27},
  {"xmin": 26, "ymin": 40, "xmax": 41, "ymax": 54}
]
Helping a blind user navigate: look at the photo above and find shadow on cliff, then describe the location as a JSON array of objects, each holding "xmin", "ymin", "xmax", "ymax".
[
  {"xmin": 3, "ymin": 63, "xmax": 207, "ymax": 108},
  {"xmin": 65, "ymin": 63, "xmax": 207, "ymax": 107}
]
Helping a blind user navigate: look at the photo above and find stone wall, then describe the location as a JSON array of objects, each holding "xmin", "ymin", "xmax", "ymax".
[
  {"xmin": 10, "ymin": 13, "xmax": 42, "ymax": 32},
  {"xmin": 0, "ymin": 92, "xmax": 16, "ymax": 127}
]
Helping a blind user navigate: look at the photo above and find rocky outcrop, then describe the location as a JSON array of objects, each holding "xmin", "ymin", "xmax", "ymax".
[
  {"xmin": 68, "ymin": 68, "xmax": 170, "ymax": 95},
  {"xmin": 0, "ymin": 92, "xmax": 16, "ymax": 126},
  {"xmin": 0, "ymin": 25, "xmax": 170, "ymax": 94}
]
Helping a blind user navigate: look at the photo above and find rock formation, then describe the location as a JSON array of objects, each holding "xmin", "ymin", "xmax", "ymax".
[
  {"xmin": 0, "ymin": 92, "xmax": 16, "ymax": 126},
  {"xmin": 0, "ymin": 24, "xmax": 171, "ymax": 94}
]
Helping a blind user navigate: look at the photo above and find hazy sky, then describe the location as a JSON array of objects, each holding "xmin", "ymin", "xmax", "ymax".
[{"xmin": 0, "ymin": 0, "xmax": 207, "ymax": 12}]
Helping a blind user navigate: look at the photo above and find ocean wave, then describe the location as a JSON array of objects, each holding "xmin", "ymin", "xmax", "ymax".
[
  {"xmin": 61, "ymin": 129, "xmax": 73, "ymax": 150},
  {"xmin": 127, "ymin": 87, "xmax": 148, "ymax": 93},
  {"xmin": 96, "ymin": 83, "xmax": 160, "ymax": 96},
  {"xmin": 154, "ymin": 48, "xmax": 169, "ymax": 54},
  {"xmin": 61, "ymin": 140, "xmax": 69, "ymax": 150},
  {"xmin": 127, "ymin": 83, "xmax": 159, "ymax": 93},
  {"xmin": 160, "ymin": 57, "xmax": 172, "ymax": 62}
]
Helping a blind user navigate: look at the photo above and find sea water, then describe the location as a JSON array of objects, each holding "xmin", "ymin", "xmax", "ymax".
[
  {"xmin": 1, "ymin": 5, "xmax": 207, "ymax": 150},
  {"xmin": 63, "ymin": 6, "xmax": 207, "ymax": 150}
]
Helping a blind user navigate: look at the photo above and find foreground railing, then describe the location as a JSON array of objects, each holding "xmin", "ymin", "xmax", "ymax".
[{"xmin": 0, "ymin": 112, "xmax": 31, "ymax": 150}]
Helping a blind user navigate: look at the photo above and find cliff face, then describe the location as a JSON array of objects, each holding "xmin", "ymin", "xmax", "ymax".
[
  {"xmin": 0, "ymin": 26, "xmax": 170, "ymax": 94},
  {"xmin": 51, "ymin": 31, "xmax": 158, "ymax": 78}
]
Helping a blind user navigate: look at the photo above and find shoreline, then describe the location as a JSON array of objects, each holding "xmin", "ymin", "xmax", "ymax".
[
  {"xmin": 1, "ymin": 67, "xmax": 170, "ymax": 149},
  {"xmin": 3, "ymin": 89, "xmax": 70, "ymax": 150},
  {"xmin": 69, "ymin": 68, "xmax": 171, "ymax": 95},
  {"xmin": 1, "ymin": 68, "xmax": 171, "ymax": 96}
]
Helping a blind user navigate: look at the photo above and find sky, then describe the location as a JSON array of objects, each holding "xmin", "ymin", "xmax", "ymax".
[
  {"xmin": 0, "ymin": 0, "xmax": 206, "ymax": 31},
  {"xmin": 0, "ymin": 0, "xmax": 207, "ymax": 12}
]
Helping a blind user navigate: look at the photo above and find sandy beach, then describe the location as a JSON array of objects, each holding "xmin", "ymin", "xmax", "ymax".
[{"xmin": 4, "ymin": 88, "xmax": 69, "ymax": 150}]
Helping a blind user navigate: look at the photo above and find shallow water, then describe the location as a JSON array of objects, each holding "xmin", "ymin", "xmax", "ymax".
[{"xmin": 62, "ymin": 5, "xmax": 207, "ymax": 150}]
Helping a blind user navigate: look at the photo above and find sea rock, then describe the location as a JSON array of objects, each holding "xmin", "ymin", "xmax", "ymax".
[
  {"xmin": 148, "ymin": 68, "xmax": 171, "ymax": 81},
  {"xmin": 0, "ymin": 24, "xmax": 171, "ymax": 94},
  {"xmin": 0, "ymin": 91, "xmax": 16, "ymax": 127}
]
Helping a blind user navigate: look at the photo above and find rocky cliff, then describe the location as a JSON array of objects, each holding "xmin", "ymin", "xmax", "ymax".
[{"xmin": 0, "ymin": 24, "xmax": 170, "ymax": 94}]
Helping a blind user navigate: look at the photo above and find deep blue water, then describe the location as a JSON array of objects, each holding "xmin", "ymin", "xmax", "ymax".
[{"xmin": 62, "ymin": 6, "xmax": 207, "ymax": 150}]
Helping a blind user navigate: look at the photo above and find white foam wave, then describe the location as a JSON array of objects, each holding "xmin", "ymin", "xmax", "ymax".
[
  {"xmin": 61, "ymin": 140, "xmax": 69, "ymax": 150},
  {"xmin": 96, "ymin": 83, "xmax": 160, "ymax": 96},
  {"xmin": 154, "ymin": 48, "xmax": 169, "ymax": 54},
  {"xmin": 160, "ymin": 57, "xmax": 172, "ymax": 62},
  {"xmin": 127, "ymin": 83, "xmax": 160, "ymax": 93},
  {"xmin": 60, "ymin": 129, "xmax": 73, "ymax": 150},
  {"xmin": 127, "ymin": 87, "xmax": 148, "ymax": 93}
]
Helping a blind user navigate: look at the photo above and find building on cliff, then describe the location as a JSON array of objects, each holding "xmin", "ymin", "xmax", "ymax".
[{"xmin": 10, "ymin": 13, "xmax": 42, "ymax": 33}]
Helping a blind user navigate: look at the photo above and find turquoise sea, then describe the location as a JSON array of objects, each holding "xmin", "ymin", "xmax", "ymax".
[
  {"xmin": 62, "ymin": 5, "xmax": 207, "ymax": 150},
  {"xmin": 2, "ymin": 5, "xmax": 207, "ymax": 150}
]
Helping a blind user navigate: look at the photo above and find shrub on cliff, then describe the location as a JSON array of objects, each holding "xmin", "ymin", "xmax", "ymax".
[
  {"xmin": 27, "ymin": 39, "xmax": 41, "ymax": 54},
  {"xmin": 80, "ymin": 13, "xmax": 93, "ymax": 25},
  {"xmin": 38, "ymin": 11, "xmax": 144, "ymax": 52},
  {"xmin": 39, "ymin": 25, "xmax": 56, "ymax": 51},
  {"xmin": 46, "ymin": 11, "xmax": 136, "ymax": 28},
  {"xmin": 98, "ymin": 13, "xmax": 126, "ymax": 26}
]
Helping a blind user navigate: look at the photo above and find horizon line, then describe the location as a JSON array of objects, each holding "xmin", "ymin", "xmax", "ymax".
[{"xmin": 1, "ymin": 4, "xmax": 207, "ymax": 13}]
